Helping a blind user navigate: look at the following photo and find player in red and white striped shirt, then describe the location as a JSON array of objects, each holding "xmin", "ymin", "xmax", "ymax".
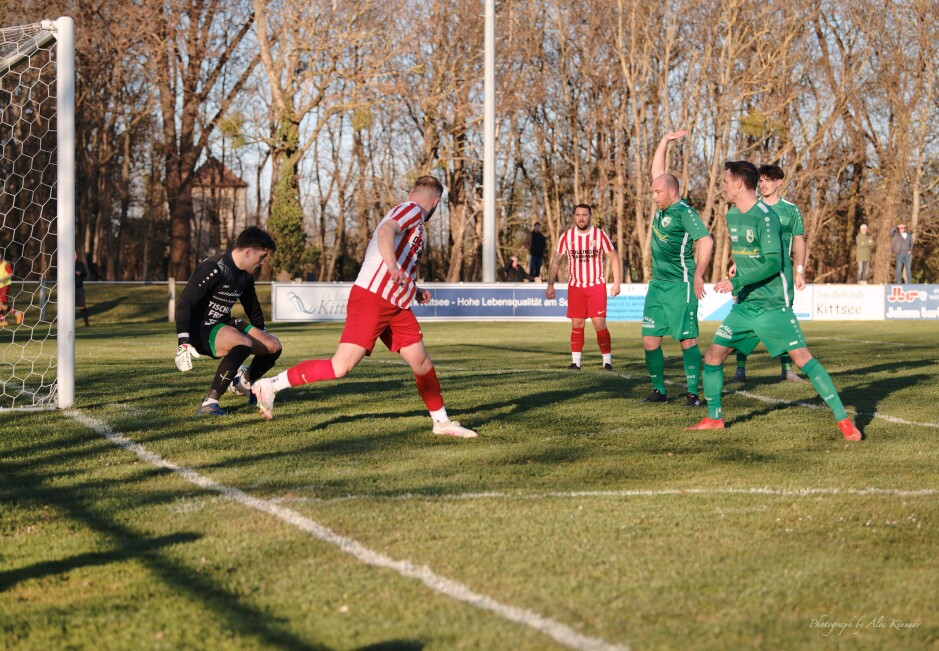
[
  {"xmin": 251, "ymin": 176, "xmax": 476, "ymax": 438},
  {"xmin": 545, "ymin": 204, "xmax": 622, "ymax": 370}
]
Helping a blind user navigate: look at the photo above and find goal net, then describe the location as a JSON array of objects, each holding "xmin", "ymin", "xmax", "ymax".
[{"xmin": 0, "ymin": 18, "xmax": 74, "ymax": 410}]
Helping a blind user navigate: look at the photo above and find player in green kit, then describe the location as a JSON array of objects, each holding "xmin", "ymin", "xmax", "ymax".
[
  {"xmin": 641, "ymin": 131, "xmax": 714, "ymax": 406},
  {"xmin": 730, "ymin": 164, "xmax": 806, "ymax": 383},
  {"xmin": 686, "ymin": 161, "xmax": 862, "ymax": 441}
]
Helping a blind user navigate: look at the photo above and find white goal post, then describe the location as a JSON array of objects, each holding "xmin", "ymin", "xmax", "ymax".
[{"xmin": 0, "ymin": 17, "xmax": 74, "ymax": 410}]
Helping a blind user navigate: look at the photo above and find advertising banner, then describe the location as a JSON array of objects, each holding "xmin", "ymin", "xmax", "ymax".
[
  {"xmin": 273, "ymin": 282, "xmax": 937, "ymax": 322},
  {"xmin": 272, "ymin": 283, "xmax": 352, "ymax": 321},
  {"xmin": 885, "ymin": 285, "xmax": 939, "ymax": 320},
  {"xmin": 812, "ymin": 284, "xmax": 885, "ymax": 320}
]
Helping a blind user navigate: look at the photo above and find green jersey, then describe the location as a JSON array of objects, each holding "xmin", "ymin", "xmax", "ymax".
[
  {"xmin": 727, "ymin": 201, "xmax": 788, "ymax": 310},
  {"xmin": 759, "ymin": 197, "xmax": 804, "ymax": 269},
  {"xmin": 650, "ymin": 199, "xmax": 710, "ymax": 283}
]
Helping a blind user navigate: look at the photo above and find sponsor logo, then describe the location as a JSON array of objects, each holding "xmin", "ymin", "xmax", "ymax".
[
  {"xmin": 642, "ymin": 316, "xmax": 655, "ymax": 328},
  {"xmin": 716, "ymin": 324, "xmax": 734, "ymax": 339},
  {"xmin": 886, "ymin": 286, "xmax": 927, "ymax": 303}
]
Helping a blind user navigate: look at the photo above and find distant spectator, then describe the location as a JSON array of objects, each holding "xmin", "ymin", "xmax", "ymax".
[
  {"xmin": 855, "ymin": 224, "xmax": 872, "ymax": 284},
  {"xmin": 890, "ymin": 223, "xmax": 913, "ymax": 284},
  {"xmin": 502, "ymin": 255, "xmax": 534, "ymax": 282},
  {"xmin": 525, "ymin": 222, "xmax": 547, "ymax": 279},
  {"xmin": 75, "ymin": 252, "xmax": 90, "ymax": 326}
]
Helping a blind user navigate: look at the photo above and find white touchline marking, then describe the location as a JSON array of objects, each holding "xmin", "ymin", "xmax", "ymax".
[
  {"xmin": 269, "ymin": 486, "xmax": 939, "ymax": 504},
  {"xmin": 66, "ymin": 410, "xmax": 629, "ymax": 651}
]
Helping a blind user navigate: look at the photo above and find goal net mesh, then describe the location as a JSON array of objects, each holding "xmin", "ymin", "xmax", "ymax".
[{"xmin": 0, "ymin": 22, "xmax": 59, "ymax": 410}]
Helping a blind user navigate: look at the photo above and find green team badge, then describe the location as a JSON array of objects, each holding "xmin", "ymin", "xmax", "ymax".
[
  {"xmin": 746, "ymin": 229, "xmax": 755, "ymax": 243},
  {"xmin": 661, "ymin": 215, "xmax": 672, "ymax": 227}
]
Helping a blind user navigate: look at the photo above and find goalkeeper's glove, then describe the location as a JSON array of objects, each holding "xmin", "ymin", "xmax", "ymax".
[{"xmin": 175, "ymin": 340, "xmax": 201, "ymax": 372}]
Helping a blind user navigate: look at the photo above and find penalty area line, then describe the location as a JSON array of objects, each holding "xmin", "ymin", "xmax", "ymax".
[{"xmin": 66, "ymin": 409, "xmax": 629, "ymax": 651}]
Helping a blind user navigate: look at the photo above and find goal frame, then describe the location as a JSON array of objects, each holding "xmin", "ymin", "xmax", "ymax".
[{"xmin": 53, "ymin": 16, "xmax": 75, "ymax": 409}]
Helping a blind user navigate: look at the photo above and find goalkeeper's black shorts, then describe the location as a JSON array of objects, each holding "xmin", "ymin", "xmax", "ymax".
[{"xmin": 191, "ymin": 318, "xmax": 254, "ymax": 358}]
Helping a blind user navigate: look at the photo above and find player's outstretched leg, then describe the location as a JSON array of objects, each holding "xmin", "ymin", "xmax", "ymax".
[
  {"xmin": 796, "ymin": 354, "xmax": 862, "ymax": 441},
  {"xmin": 681, "ymin": 342, "xmax": 704, "ymax": 406},
  {"xmin": 198, "ymin": 344, "xmax": 252, "ymax": 416},
  {"xmin": 730, "ymin": 352, "xmax": 747, "ymax": 382},
  {"xmin": 400, "ymin": 342, "xmax": 477, "ymax": 439},
  {"xmin": 252, "ymin": 357, "xmax": 341, "ymax": 421}
]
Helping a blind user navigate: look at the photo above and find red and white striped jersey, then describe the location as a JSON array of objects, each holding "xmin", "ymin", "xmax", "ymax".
[
  {"xmin": 354, "ymin": 201, "xmax": 425, "ymax": 308},
  {"xmin": 555, "ymin": 225, "xmax": 614, "ymax": 287}
]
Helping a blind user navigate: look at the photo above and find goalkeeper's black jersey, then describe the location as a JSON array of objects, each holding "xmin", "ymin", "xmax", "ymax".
[{"xmin": 176, "ymin": 253, "xmax": 265, "ymax": 338}]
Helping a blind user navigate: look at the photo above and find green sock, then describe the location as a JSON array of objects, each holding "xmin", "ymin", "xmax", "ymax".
[
  {"xmin": 703, "ymin": 363, "xmax": 724, "ymax": 420},
  {"xmin": 645, "ymin": 348, "xmax": 666, "ymax": 393},
  {"xmin": 780, "ymin": 353, "xmax": 793, "ymax": 372},
  {"xmin": 803, "ymin": 358, "xmax": 849, "ymax": 421},
  {"xmin": 682, "ymin": 345, "xmax": 702, "ymax": 395},
  {"xmin": 736, "ymin": 352, "xmax": 747, "ymax": 370}
]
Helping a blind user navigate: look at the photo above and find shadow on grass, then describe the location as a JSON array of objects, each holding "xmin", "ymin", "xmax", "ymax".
[
  {"xmin": 0, "ymin": 432, "xmax": 332, "ymax": 651},
  {"xmin": 725, "ymin": 358, "xmax": 936, "ymax": 435},
  {"xmin": 356, "ymin": 641, "xmax": 424, "ymax": 651}
]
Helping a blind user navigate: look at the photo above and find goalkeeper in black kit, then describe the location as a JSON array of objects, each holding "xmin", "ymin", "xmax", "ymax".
[{"xmin": 175, "ymin": 227, "xmax": 282, "ymax": 415}]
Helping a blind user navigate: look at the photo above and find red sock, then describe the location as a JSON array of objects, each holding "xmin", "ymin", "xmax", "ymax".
[
  {"xmin": 414, "ymin": 368, "xmax": 445, "ymax": 411},
  {"xmin": 596, "ymin": 328, "xmax": 611, "ymax": 354},
  {"xmin": 287, "ymin": 359, "xmax": 336, "ymax": 387},
  {"xmin": 571, "ymin": 327, "xmax": 585, "ymax": 353}
]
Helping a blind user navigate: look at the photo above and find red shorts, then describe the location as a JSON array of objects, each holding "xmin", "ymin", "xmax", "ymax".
[
  {"xmin": 567, "ymin": 283, "xmax": 608, "ymax": 319},
  {"xmin": 340, "ymin": 285, "xmax": 423, "ymax": 354}
]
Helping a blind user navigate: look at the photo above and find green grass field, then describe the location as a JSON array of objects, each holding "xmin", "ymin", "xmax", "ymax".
[{"xmin": 2, "ymin": 285, "xmax": 938, "ymax": 650}]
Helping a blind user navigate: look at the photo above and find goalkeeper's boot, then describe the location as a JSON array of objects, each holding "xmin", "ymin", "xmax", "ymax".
[
  {"xmin": 196, "ymin": 402, "xmax": 226, "ymax": 416},
  {"xmin": 603, "ymin": 362, "xmax": 614, "ymax": 371},
  {"xmin": 432, "ymin": 420, "xmax": 478, "ymax": 439},
  {"xmin": 0, "ymin": 315, "xmax": 6, "ymax": 328},
  {"xmin": 837, "ymin": 418, "xmax": 862, "ymax": 442},
  {"xmin": 684, "ymin": 417, "xmax": 725, "ymax": 430},
  {"xmin": 729, "ymin": 368, "xmax": 747, "ymax": 383},
  {"xmin": 14, "ymin": 310, "xmax": 23, "ymax": 325},
  {"xmin": 781, "ymin": 370, "xmax": 804, "ymax": 382},
  {"xmin": 228, "ymin": 364, "xmax": 251, "ymax": 397},
  {"xmin": 641, "ymin": 389, "xmax": 668, "ymax": 403},
  {"xmin": 252, "ymin": 378, "xmax": 276, "ymax": 421}
]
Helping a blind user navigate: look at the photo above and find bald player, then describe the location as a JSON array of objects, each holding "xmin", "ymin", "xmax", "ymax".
[{"xmin": 640, "ymin": 130, "xmax": 714, "ymax": 406}]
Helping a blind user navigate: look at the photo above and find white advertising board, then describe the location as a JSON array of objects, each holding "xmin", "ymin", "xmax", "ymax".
[{"xmin": 812, "ymin": 284, "xmax": 884, "ymax": 321}]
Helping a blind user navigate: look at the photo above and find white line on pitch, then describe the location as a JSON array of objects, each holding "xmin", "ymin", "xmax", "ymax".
[
  {"xmin": 269, "ymin": 486, "xmax": 939, "ymax": 504},
  {"xmin": 66, "ymin": 410, "xmax": 629, "ymax": 651}
]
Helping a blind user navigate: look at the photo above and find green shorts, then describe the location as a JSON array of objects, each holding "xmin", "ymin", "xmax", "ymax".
[
  {"xmin": 712, "ymin": 302, "xmax": 806, "ymax": 357},
  {"xmin": 193, "ymin": 318, "xmax": 254, "ymax": 358},
  {"xmin": 641, "ymin": 280, "xmax": 699, "ymax": 340}
]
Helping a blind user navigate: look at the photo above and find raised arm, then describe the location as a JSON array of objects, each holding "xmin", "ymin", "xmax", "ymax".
[{"xmin": 652, "ymin": 130, "xmax": 688, "ymax": 180}]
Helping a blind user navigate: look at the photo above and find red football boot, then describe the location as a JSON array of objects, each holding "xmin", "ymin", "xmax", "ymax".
[
  {"xmin": 684, "ymin": 417, "xmax": 725, "ymax": 430},
  {"xmin": 837, "ymin": 418, "xmax": 862, "ymax": 441}
]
